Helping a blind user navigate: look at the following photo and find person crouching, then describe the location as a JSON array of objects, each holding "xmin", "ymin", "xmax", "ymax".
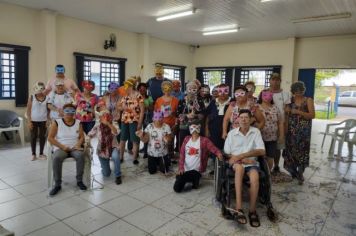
[
  {"xmin": 174, "ymin": 120, "xmax": 222, "ymax": 193},
  {"xmin": 136, "ymin": 110, "xmax": 173, "ymax": 175},
  {"xmin": 88, "ymin": 110, "xmax": 122, "ymax": 185}
]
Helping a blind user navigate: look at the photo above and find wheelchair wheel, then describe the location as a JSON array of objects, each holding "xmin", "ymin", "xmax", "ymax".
[
  {"xmin": 258, "ymin": 158, "xmax": 272, "ymax": 205},
  {"xmin": 214, "ymin": 159, "xmax": 224, "ymax": 202}
]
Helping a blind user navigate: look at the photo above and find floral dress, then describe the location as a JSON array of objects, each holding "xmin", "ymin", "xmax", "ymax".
[
  {"xmin": 229, "ymin": 100, "xmax": 257, "ymax": 129},
  {"xmin": 283, "ymin": 97, "xmax": 312, "ymax": 177}
]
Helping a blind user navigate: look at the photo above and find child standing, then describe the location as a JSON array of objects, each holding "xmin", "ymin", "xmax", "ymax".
[
  {"xmin": 136, "ymin": 111, "xmax": 173, "ymax": 175},
  {"xmin": 88, "ymin": 110, "xmax": 122, "ymax": 185},
  {"xmin": 26, "ymin": 82, "xmax": 50, "ymax": 161},
  {"xmin": 174, "ymin": 120, "xmax": 222, "ymax": 192}
]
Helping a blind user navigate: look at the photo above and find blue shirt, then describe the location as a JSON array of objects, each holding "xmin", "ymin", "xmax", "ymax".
[
  {"xmin": 172, "ymin": 91, "xmax": 185, "ymax": 101},
  {"xmin": 147, "ymin": 77, "xmax": 169, "ymax": 101}
]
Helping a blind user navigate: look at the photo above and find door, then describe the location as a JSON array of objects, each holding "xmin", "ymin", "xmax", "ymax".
[{"xmin": 298, "ymin": 69, "xmax": 316, "ymax": 99}]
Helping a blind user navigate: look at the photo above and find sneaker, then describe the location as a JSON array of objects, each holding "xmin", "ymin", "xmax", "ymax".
[
  {"xmin": 133, "ymin": 159, "xmax": 139, "ymax": 165},
  {"xmin": 115, "ymin": 176, "xmax": 122, "ymax": 185},
  {"xmin": 49, "ymin": 185, "xmax": 61, "ymax": 196},
  {"xmin": 38, "ymin": 154, "xmax": 47, "ymax": 160},
  {"xmin": 77, "ymin": 181, "xmax": 87, "ymax": 190},
  {"xmin": 31, "ymin": 155, "xmax": 36, "ymax": 161}
]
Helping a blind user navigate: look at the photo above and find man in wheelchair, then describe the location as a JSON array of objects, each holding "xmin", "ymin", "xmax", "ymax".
[{"xmin": 223, "ymin": 109, "xmax": 265, "ymax": 227}]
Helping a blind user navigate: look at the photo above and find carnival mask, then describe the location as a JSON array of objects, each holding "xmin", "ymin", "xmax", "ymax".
[
  {"xmin": 33, "ymin": 82, "xmax": 45, "ymax": 94},
  {"xmin": 153, "ymin": 111, "xmax": 164, "ymax": 121},
  {"xmin": 189, "ymin": 124, "xmax": 201, "ymax": 134},
  {"xmin": 217, "ymin": 87, "xmax": 229, "ymax": 95},
  {"xmin": 234, "ymin": 91, "xmax": 246, "ymax": 98},
  {"xmin": 63, "ymin": 107, "xmax": 76, "ymax": 115},
  {"xmin": 261, "ymin": 91, "xmax": 273, "ymax": 102}
]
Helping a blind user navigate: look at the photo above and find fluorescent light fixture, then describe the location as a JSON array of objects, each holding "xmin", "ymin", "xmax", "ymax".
[
  {"xmin": 156, "ymin": 9, "xmax": 195, "ymax": 21},
  {"xmin": 291, "ymin": 13, "xmax": 351, "ymax": 23},
  {"xmin": 260, "ymin": 0, "xmax": 275, "ymax": 2},
  {"xmin": 203, "ymin": 28, "xmax": 238, "ymax": 36}
]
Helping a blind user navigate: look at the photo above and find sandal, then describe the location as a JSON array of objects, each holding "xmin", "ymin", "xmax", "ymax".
[
  {"xmin": 248, "ymin": 211, "xmax": 261, "ymax": 227},
  {"xmin": 234, "ymin": 209, "xmax": 247, "ymax": 224}
]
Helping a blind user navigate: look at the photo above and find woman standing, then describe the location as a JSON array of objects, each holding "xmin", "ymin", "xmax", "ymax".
[
  {"xmin": 118, "ymin": 77, "xmax": 144, "ymax": 164},
  {"xmin": 75, "ymin": 80, "xmax": 98, "ymax": 134},
  {"xmin": 103, "ymin": 82, "xmax": 121, "ymax": 122},
  {"xmin": 26, "ymin": 82, "xmax": 50, "ymax": 161},
  {"xmin": 257, "ymin": 90, "xmax": 284, "ymax": 170},
  {"xmin": 222, "ymin": 85, "xmax": 265, "ymax": 139},
  {"xmin": 283, "ymin": 81, "xmax": 315, "ymax": 185}
]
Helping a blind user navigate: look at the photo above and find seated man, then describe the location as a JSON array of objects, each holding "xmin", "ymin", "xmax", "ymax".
[
  {"xmin": 48, "ymin": 103, "xmax": 87, "ymax": 196},
  {"xmin": 224, "ymin": 109, "xmax": 265, "ymax": 227}
]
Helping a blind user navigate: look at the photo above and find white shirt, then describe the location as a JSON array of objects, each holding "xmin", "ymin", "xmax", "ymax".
[
  {"xmin": 48, "ymin": 92, "xmax": 74, "ymax": 119},
  {"xmin": 224, "ymin": 126, "xmax": 265, "ymax": 167},
  {"xmin": 272, "ymin": 90, "xmax": 291, "ymax": 121},
  {"xmin": 217, "ymin": 97, "xmax": 231, "ymax": 116},
  {"xmin": 54, "ymin": 119, "xmax": 80, "ymax": 151},
  {"xmin": 31, "ymin": 94, "xmax": 49, "ymax": 122},
  {"xmin": 184, "ymin": 137, "xmax": 201, "ymax": 172},
  {"xmin": 145, "ymin": 123, "xmax": 171, "ymax": 157}
]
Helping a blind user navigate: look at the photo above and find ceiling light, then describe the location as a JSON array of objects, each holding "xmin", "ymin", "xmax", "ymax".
[
  {"xmin": 156, "ymin": 9, "xmax": 195, "ymax": 22},
  {"xmin": 291, "ymin": 13, "xmax": 351, "ymax": 23},
  {"xmin": 203, "ymin": 28, "xmax": 239, "ymax": 36},
  {"xmin": 260, "ymin": 0, "xmax": 276, "ymax": 2}
]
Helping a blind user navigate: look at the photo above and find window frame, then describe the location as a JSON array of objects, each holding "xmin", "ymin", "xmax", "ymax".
[
  {"xmin": 74, "ymin": 52, "xmax": 127, "ymax": 96},
  {"xmin": 156, "ymin": 63, "xmax": 186, "ymax": 91},
  {"xmin": 0, "ymin": 50, "xmax": 16, "ymax": 100},
  {"xmin": 0, "ymin": 43, "xmax": 31, "ymax": 106}
]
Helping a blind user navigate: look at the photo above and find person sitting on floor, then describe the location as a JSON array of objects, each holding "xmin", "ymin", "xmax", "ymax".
[
  {"xmin": 174, "ymin": 120, "xmax": 222, "ymax": 193},
  {"xmin": 88, "ymin": 109, "xmax": 122, "ymax": 185},
  {"xmin": 47, "ymin": 103, "xmax": 87, "ymax": 196},
  {"xmin": 136, "ymin": 110, "xmax": 173, "ymax": 175},
  {"xmin": 224, "ymin": 109, "xmax": 265, "ymax": 227}
]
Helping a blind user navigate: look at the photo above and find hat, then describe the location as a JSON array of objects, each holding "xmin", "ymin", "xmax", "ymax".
[{"xmin": 124, "ymin": 76, "xmax": 138, "ymax": 88}]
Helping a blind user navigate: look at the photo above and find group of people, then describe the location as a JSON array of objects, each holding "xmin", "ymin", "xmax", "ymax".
[{"xmin": 26, "ymin": 64, "xmax": 315, "ymax": 227}]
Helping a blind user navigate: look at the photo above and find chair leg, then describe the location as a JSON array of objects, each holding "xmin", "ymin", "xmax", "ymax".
[
  {"xmin": 321, "ymin": 134, "xmax": 327, "ymax": 149},
  {"xmin": 19, "ymin": 128, "xmax": 25, "ymax": 146},
  {"xmin": 47, "ymin": 144, "xmax": 53, "ymax": 189},
  {"xmin": 328, "ymin": 138, "xmax": 336, "ymax": 158},
  {"xmin": 337, "ymin": 141, "xmax": 344, "ymax": 158},
  {"xmin": 347, "ymin": 143, "xmax": 354, "ymax": 158}
]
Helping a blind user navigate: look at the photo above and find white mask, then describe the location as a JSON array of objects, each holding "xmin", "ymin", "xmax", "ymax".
[{"xmin": 189, "ymin": 124, "xmax": 201, "ymax": 134}]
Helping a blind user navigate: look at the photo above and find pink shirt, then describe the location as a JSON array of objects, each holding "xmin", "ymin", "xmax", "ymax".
[{"xmin": 45, "ymin": 77, "xmax": 78, "ymax": 94}]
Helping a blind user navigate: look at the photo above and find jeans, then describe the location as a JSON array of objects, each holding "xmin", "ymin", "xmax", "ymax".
[
  {"xmin": 30, "ymin": 121, "xmax": 47, "ymax": 155},
  {"xmin": 98, "ymin": 148, "xmax": 121, "ymax": 177},
  {"xmin": 52, "ymin": 149, "xmax": 84, "ymax": 186}
]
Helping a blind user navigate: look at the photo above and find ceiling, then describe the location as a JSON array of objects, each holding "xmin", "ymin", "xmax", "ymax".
[{"xmin": 2, "ymin": 0, "xmax": 356, "ymax": 45}]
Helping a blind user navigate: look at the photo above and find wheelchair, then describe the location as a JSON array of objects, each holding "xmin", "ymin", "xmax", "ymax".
[{"xmin": 214, "ymin": 155, "xmax": 277, "ymax": 222}]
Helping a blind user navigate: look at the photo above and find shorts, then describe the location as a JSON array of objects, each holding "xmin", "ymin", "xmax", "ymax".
[
  {"xmin": 120, "ymin": 122, "xmax": 140, "ymax": 143},
  {"xmin": 244, "ymin": 165, "xmax": 260, "ymax": 173},
  {"xmin": 264, "ymin": 141, "xmax": 277, "ymax": 159}
]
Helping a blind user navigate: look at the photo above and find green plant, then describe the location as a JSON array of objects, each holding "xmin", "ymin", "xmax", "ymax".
[{"xmin": 315, "ymin": 111, "xmax": 336, "ymax": 119}]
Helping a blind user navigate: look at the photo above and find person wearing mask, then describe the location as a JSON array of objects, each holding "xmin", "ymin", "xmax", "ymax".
[
  {"xmin": 26, "ymin": 82, "xmax": 50, "ymax": 161},
  {"xmin": 47, "ymin": 79, "xmax": 74, "ymax": 120},
  {"xmin": 147, "ymin": 64, "xmax": 169, "ymax": 102},
  {"xmin": 48, "ymin": 103, "xmax": 87, "ymax": 196},
  {"xmin": 74, "ymin": 80, "xmax": 98, "ymax": 134},
  {"xmin": 268, "ymin": 73, "xmax": 291, "ymax": 175},
  {"xmin": 44, "ymin": 65, "xmax": 79, "ymax": 95},
  {"xmin": 222, "ymin": 85, "xmax": 265, "ymax": 140},
  {"xmin": 118, "ymin": 77, "xmax": 144, "ymax": 164},
  {"xmin": 283, "ymin": 81, "xmax": 315, "ymax": 185}
]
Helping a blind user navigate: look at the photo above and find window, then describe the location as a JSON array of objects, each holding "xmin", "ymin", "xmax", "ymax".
[
  {"xmin": 74, "ymin": 52, "xmax": 126, "ymax": 96},
  {"xmin": 238, "ymin": 68, "xmax": 276, "ymax": 95},
  {"xmin": 0, "ymin": 51, "xmax": 16, "ymax": 98},
  {"xmin": 157, "ymin": 63, "xmax": 186, "ymax": 90},
  {"xmin": 341, "ymin": 91, "xmax": 351, "ymax": 97},
  {"xmin": 0, "ymin": 43, "xmax": 30, "ymax": 106},
  {"xmin": 202, "ymin": 70, "xmax": 226, "ymax": 92}
]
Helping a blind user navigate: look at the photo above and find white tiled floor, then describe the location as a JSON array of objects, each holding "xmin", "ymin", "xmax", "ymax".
[{"xmin": 0, "ymin": 119, "xmax": 355, "ymax": 236}]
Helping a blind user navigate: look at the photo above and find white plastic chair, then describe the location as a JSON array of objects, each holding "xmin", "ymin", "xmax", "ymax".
[
  {"xmin": 319, "ymin": 119, "xmax": 356, "ymax": 150},
  {"xmin": 328, "ymin": 126, "xmax": 356, "ymax": 159},
  {"xmin": 0, "ymin": 117, "xmax": 25, "ymax": 146},
  {"xmin": 47, "ymin": 140, "xmax": 92, "ymax": 188}
]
